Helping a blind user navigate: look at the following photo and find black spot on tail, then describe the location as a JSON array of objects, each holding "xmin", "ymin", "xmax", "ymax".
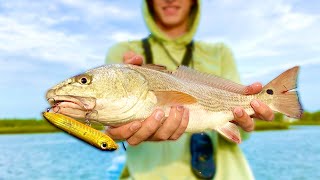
[{"xmin": 267, "ymin": 89, "xmax": 274, "ymax": 95}]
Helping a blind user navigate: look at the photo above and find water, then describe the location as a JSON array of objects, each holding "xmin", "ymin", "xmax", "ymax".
[
  {"xmin": 0, "ymin": 133, "xmax": 126, "ymax": 179},
  {"xmin": 241, "ymin": 126, "xmax": 320, "ymax": 180},
  {"xmin": 0, "ymin": 126, "xmax": 319, "ymax": 180}
]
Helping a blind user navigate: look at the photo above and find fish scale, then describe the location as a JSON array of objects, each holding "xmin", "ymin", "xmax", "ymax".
[
  {"xmin": 46, "ymin": 64, "xmax": 302, "ymax": 144},
  {"xmin": 136, "ymin": 67, "xmax": 252, "ymax": 113}
]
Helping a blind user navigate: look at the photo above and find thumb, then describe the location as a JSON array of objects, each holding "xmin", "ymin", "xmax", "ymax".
[
  {"xmin": 123, "ymin": 51, "xmax": 143, "ymax": 65},
  {"xmin": 245, "ymin": 82, "xmax": 263, "ymax": 95}
]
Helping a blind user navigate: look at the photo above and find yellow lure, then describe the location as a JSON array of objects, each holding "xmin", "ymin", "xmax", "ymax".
[{"xmin": 43, "ymin": 112, "xmax": 118, "ymax": 151}]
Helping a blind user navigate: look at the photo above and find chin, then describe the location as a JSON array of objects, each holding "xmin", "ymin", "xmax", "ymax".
[{"xmin": 162, "ymin": 18, "xmax": 182, "ymax": 27}]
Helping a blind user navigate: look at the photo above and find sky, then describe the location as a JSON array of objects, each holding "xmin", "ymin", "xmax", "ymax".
[{"xmin": 0, "ymin": 0, "xmax": 319, "ymax": 119}]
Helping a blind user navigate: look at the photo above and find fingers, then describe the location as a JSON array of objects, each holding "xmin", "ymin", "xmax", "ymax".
[
  {"xmin": 251, "ymin": 99, "xmax": 274, "ymax": 121},
  {"xmin": 123, "ymin": 51, "xmax": 143, "ymax": 65},
  {"xmin": 149, "ymin": 106, "xmax": 187, "ymax": 141},
  {"xmin": 244, "ymin": 82, "xmax": 263, "ymax": 95},
  {"xmin": 170, "ymin": 108, "xmax": 189, "ymax": 140},
  {"xmin": 126, "ymin": 110, "xmax": 165, "ymax": 145},
  {"xmin": 232, "ymin": 107, "xmax": 254, "ymax": 132},
  {"xmin": 123, "ymin": 51, "xmax": 135, "ymax": 61},
  {"xmin": 231, "ymin": 99, "xmax": 275, "ymax": 132},
  {"xmin": 106, "ymin": 121, "xmax": 142, "ymax": 140},
  {"xmin": 235, "ymin": 82, "xmax": 274, "ymax": 132},
  {"xmin": 125, "ymin": 106, "xmax": 189, "ymax": 145}
]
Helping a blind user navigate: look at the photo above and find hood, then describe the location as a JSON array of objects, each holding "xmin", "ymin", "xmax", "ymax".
[{"xmin": 142, "ymin": 0, "xmax": 200, "ymax": 45}]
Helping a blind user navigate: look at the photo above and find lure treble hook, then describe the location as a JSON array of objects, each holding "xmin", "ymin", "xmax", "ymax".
[
  {"xmin": 85, "ymin": 112, "xmax": 92, "ymax": 126},
  {"xmin": 46, "ymin": 98, "xmax": 61, "ymax": 113},
  {"xmin": 84, "ymin": 110, "xmax": 99, "ymax": 126},
  {"xmin": 46, "ymin": 106, "xmax": 60, "ymax": 113}
]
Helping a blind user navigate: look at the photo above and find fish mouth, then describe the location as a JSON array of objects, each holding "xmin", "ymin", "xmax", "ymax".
[{"xmin": 47, "ymin": 95, "xmax": 96, "ymax": 111}]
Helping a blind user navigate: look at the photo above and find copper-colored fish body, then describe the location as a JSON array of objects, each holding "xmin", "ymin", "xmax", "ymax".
[
  {"xmin": 43, "ymin": 112, "xmax": 117, "ymax": 151},
  {"xmin": 46, "ymin": 64, "xmax": 303, "ymax": 144}
]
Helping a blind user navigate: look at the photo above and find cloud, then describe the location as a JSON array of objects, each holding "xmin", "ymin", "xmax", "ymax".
[
  {"xmin": 0, "ymin": 13, "xmax": 100, "ymax": 68},
  {"xmin": 0, "ymin": 1, "xmax": 146, "ymax": 71},
  {"xmin": 199, "ymin": 0, "xmax": 320, "ymax": 60},
  {"xmin": 0, "ymin": 0, "xmax": 319, "ymax": 118},
  {"xmin": 0, "ymin": 1, "xmax": 147, "ymax": 119},
  {"xmin": 108, "ymin": 31, "xmax": 145, "ymax": 42},
  {"xmin": 58, "ymin": 0, "xmax": 138, "ymax": 20},
  {"xmin": 0, "ymin": 3, "xmax": 85, "ymax": 60},
  {"xmin": 242, "ymin": 58, "xmax": 320, "ymax": 82}
]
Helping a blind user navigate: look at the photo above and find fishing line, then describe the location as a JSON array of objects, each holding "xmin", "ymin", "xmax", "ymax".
[{"xmin": 122, "ymin": 142, "xmax": 127, "ymax": 151}]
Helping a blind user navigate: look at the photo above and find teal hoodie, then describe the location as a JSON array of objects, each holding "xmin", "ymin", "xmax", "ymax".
[{"xmin": 106, "ymin": 1, "xmax": 254, "ymax": 179}]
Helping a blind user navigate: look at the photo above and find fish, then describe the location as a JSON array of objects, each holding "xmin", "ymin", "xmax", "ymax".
[
  {"xmin": 46, "ymin": 64, "xmax": 303, "ymax": 143},
  {"xmin": 43, "ymin": 112, "xmax": 118, "ymax": 150}
]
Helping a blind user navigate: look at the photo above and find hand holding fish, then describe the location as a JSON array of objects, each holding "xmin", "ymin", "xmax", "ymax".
[
  {"xmin": 106, "ymin": 106, "xmax": 189, "ymax": 145},
  {"xmin": 122, "ymin": 51, "xmax": 144, "ymax": 65},
  {"xmin": 46, "ymin": 52, "xmax": 301, "ymax": 144},
  {"xmin": 105, "ymin": 51, "xmax": 275, "ymax": 144},
  {"xmin": 105, "ymin": 52, "xmax": 190, "ymax": 145},
  {"xmin": 232, "ymin": 82, "xmax": 275, "ymax": 132}
]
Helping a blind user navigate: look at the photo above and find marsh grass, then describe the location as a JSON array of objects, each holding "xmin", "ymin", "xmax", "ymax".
[
  {"xmin": 0, "ymin": 119, "xmax": 104, "ymax": 134},
  {"xmin": 0, "ymin": 119, "xmax": 60, "ymax": 134},
  {"xmin": 0, "ymin": 115, "xmax": 318, "ymax": 134},
  {"xmin": 254, "ymin": 121, "xmax": 289, "ymax": 131},
  {"xmin": 254, "ymin": 120, "xmax": 320, "ymax": 131}
]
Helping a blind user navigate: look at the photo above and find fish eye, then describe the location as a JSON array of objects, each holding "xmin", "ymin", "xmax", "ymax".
[
  {"xmin": 81, "ymin": 77, "xmax": 87, "ymax": 84},
  {"xmin": 100, "ymin": 142, "xmax": 107, "ymax": 149},
  {"xmin": 75, "ymin": 74, "xmax": 92, "ymax": 85}
]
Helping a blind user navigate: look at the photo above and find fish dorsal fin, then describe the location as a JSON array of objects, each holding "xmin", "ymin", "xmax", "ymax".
[
  {"xmin": 173, "ymin": 66, "xmax": 247, "ymax": 94},
  {"xmin": 154, "ymin": 91, "xmax": 197, "ymax": 106},
  {"xmin": 142, "ymin": 64, "xmax": 171, "ymax": 73}
]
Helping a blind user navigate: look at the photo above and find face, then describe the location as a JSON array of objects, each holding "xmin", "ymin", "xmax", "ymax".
[{"xmin": 152, "ymin": 0, "xmax": 194, "ymax": 28}]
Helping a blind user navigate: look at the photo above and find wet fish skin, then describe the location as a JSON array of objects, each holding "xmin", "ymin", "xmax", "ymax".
[
  {"xmin": 43, "ymin": 112, "xmax": 118, "ymax": 150},
  {"xmin": 46, "ymin": 64, "xmax": 303, "ymax": 144}
]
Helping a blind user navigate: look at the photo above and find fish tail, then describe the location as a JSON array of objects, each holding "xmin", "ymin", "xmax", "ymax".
[{"xmin": 263, "ymin": 66, "xmax": 303, "ymax": 118}]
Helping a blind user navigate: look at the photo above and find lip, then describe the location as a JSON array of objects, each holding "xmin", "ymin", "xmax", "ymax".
[
  {"xmin": 163, "ymin": 5, "xmax": 180, "ymax": 9},
  {"xmin": 47, "ymin": 95, "xmax": 96, "ymax": 110},
  {"xmin": 162, "ymin": 5, "xmax": 180, "ymax": 15}
]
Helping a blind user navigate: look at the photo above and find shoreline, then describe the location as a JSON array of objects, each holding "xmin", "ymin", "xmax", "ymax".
[
  {"xmin": 0, "ymin": 119, "xmax": 319, "ymax": 134},
  {"xmin": 0, "ymin": 119, "xmax": 104, "ymax": 135}
]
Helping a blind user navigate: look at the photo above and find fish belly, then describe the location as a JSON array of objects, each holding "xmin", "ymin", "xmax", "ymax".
[
  {"xmin": 183, "ymin": 105, "xmax": 234, "ymax": 132},
  {"xmin": 183, "ymin": 104, "xmax": 255, "ymax": 133}
]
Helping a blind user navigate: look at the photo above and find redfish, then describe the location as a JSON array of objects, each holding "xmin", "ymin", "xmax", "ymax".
[{"xmin": 46, "ymin": 64, "xmax": 303, "ymax": 143}]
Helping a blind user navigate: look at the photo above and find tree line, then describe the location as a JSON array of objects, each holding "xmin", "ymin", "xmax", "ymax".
[{"xmin": 273, "ymin": 111, "xmax": 320, "ymax": 122}]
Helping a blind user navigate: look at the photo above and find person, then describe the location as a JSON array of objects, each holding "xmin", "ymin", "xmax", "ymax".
[{"xmin": 105, "ymin": 0, "xmax": 274, "ymax": 179}]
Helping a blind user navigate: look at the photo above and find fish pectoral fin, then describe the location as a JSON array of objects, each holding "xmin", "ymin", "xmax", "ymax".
[
  {"xmin": 216, "ymin": 122, "xmax": 241, "ymax": 144},
  {"xmin": 154, "ymin": 91, "xmax": 197, "ymax": 106}
]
